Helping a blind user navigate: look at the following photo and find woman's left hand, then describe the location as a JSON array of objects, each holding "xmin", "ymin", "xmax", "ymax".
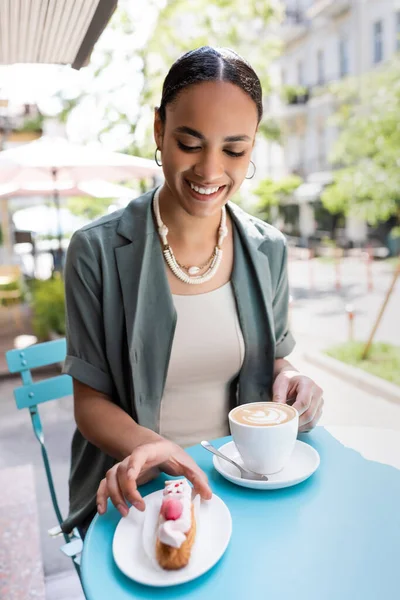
[{"xmin": 272, "ymin": 369, "xmax": 324, "ymax": 433}]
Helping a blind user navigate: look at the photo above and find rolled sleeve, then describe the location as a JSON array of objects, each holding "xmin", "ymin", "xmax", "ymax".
[
  {"xmin": 275, "ymin": 329, "xmax": 296, "ymax": 358},
  {"xmin": 62, "ymin": 230, "xmax": 114, "ymax": 395},
  {"xmin": 273, "ymin": 241, "xmax": 295, "ymax": 358},
  {"xmin": 63, "ymin": 355, "xmax": 114, "ymax": 396}
]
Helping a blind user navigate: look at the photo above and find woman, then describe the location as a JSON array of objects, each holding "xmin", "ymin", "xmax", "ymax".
[{"xmin": 62, "ymin": 46, "xmax": 323, "ymax": 538}]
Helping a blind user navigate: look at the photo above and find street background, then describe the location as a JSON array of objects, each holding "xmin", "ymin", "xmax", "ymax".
[{"xmin": 1, "ymin": 1, "xmax": 400, "ymax": 599}]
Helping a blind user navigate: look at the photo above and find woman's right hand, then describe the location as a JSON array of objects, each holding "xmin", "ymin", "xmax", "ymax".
[{"xmin": 96, "ymin": 438, "xmax": 212, "ymax": 517}]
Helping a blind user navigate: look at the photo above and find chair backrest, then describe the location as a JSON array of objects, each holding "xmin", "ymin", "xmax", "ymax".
[
  {"xmin": 6, "ymin": 338, "xmax": 72, "ymax": 408},
  {"xmin": 5, "ymin": 338, "xmax": 73, "ymax": 531}
]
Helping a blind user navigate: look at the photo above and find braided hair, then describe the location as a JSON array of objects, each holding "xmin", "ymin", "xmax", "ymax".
[{"xmin": 158, "ymin": 46, "xmax": 263, "ymax": 124}]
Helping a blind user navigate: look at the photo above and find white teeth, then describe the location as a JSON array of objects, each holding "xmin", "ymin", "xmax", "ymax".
[{"xmin": 189, "ymin": 182, "xmax": 220, "ymax": 195}]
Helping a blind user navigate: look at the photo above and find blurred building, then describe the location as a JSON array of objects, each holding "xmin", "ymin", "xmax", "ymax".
[{"xmin": 260, "ymin": 0, "xmax": 400, "ymax": 247}]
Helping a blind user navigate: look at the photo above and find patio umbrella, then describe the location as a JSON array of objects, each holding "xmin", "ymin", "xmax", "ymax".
[
  {"xmin": 0, "ymin": 179, "xmax": 138, "ymax": 271},
  {"xmin": 12, "ymin": 205, "xmax": 88, "ymax": 236},
  {"xmin": 0, "ymin": 179, "xmax": 136, "ymax": 201},
  {"xmin": 0, "ymin": 136, "xmax": 161, "ymax": 253}
]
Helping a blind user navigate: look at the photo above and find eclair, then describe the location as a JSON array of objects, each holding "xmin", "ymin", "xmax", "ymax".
[{"xmin": 155, "ymin": 479, "xmax": 196, "ymax": 570}]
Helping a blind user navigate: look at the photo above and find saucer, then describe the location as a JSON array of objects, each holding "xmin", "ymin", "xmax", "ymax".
[{"xmin": 213, "ymin": 440, "xmax": 320, "ymax": 490}]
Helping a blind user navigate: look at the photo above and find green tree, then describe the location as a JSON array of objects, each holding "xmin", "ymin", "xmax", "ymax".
[
  {"xmin": 142, "ymin": 0, "xmax": 282, "ymax": 105},
  {"xmin": 48, "ymin": 1, "xmax": 282, "ymax": 156},
  {"xmin": 253, "ymin": 174, "xmax": 302, "ymax": 221},
  {"xmin": 321, "ymin": 58, "xmax": 400, "ymax": 226},
  {"xmin": 67, "ymin": 196, "xmax": 112, "ymax": 220}
]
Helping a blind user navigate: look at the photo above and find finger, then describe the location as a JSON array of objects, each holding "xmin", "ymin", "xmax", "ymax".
[
  {"xmin": 120, "ymin": 461, "xmax": 149, "ymax": 512},
  {"xmin": 298, "ymin": 400, "xmax": 318, "ymax": 429},
  {"xmin": 291, "ymin": 383, "xmax": 314, "ymax": 417},
  {"xmin": 125, "ymin": 448, "xmax": 152, "ymax": 511},
  {"xmin": 137, "ymin": 466, "xmax": 161, "ymax": 487},
  {"xmin": 272, "ymin": 375, "xmax": 290, "ymax": 404},
  {"xmin": 180, "ymin": 460, "xmax": 212, "ymax": 500},
  {"xmin": 106, "ymin": 468, "xmax": 130, "ymax": 517},
  {"xmin": 96, "ymin": 478, "xmax": 108, "ymax": 515},
  {"xmin": 299, "ymin": 388, "xmax": 322, "ymax": 426},
  {"xmin": 299, "ymin": 398, "xmax": 324, "ymax": 433}
]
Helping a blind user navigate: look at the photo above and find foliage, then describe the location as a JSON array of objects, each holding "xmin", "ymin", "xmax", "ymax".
[
  {"xmin": 49, "ymin": 0, "xmax": 283, "ymax": 155},
  {"xmin": 325, "ymin": 341, "xmax": 400, "ymax": 386},
  {"xmin": 391, "ymin": 226, "xmax": 400, "ymax": 239},
  {"xmin": 280, "ymin": 84, "xmax": 309, "ymax": 105},
  {"xmin": 144, "ymin": 0, "xmax": 282, "ymax": 104},
  {"xmin": 31, "ymin": 276, "xmax": 66, "ymax": 340},
  {"xmin": 67, "ymin": 196, "xmax": 112, "ymax": 220},
  {"xmin": 258, "ymin": 118, "xmax": 281, "ymax": 143},
  {"xmin": 14, "ymin": 114, "xmax": 44, "ymax": 133},
  {"xmin": 253, "ymin": 174, "xmax": 302, "ymax": 221},
  {"xmin": 57, "ymin": 97, "xmax": 82, "ymax": 125},
  {"xmin": 321, "ymin": 58, "xmax": 400, "ymax": 226},
  {"xmin": 0, "ymin": 277, "xmax": 26, "ymax": 306}
]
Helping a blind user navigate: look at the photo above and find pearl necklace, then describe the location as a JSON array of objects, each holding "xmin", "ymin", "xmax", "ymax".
[{"xmin": 153, "ymin": 187, "xmax": 228, "ymax": 285}]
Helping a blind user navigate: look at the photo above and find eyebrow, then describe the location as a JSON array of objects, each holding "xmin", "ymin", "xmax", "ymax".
[{"xmin": 174, "ymin": 126, "xmax": 251, "ymax": 143}]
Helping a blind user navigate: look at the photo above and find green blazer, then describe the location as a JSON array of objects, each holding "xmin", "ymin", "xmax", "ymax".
[{"xmin": 62, "ymin": 188, "xmax": 295, "ymax": 532}]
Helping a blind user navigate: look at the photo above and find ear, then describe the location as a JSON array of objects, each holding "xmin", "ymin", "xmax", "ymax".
[{"xmin": 154, "ymin": 107, "xmax": 164, "ymax": 150}]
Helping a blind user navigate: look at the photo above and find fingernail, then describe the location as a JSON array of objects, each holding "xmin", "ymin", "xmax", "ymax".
[
  {"xmin": 117, "ymin": 503, "xmax": 129, "ymax": 517},
  {"xmin": 133, "ymin": 501, "xmax": 143, "ymax": 511},
  {"xmin": 97, "ymin": 504, "xmax": 104, "ymax": 515}
]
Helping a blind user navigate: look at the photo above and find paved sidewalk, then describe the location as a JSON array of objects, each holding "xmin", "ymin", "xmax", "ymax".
[
  {"xmin": 0, "ymin": 464, "xmax": 45, "ymax": 600},
  {"xmin": 289, "ymin": 341, "xmax": 400, "ymax": 432},
  {"xmin": 288, "ymin": 257, "xmax": 400, "ymax": 352}
]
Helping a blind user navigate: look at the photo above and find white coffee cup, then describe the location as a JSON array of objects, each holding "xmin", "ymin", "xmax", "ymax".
[{"xmin": 228, "ymin": 402, "xmax": 299, "ymax": 475}]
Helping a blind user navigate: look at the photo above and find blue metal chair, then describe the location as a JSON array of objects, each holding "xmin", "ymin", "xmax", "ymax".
[{"xmin": 5, "ymin": 338, "xmax": 83, "ymax": 580}]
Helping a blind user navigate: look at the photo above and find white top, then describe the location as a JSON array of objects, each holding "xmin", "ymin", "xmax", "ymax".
[{"xmin": 159, "ymin": 282, "xmax": 245, "ymax": 448}]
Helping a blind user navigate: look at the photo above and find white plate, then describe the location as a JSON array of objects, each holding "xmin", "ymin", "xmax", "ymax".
[
  {"xmin": 213, "ymin": 440, "xmax": 320, "ymax": 490},
  {"xmin": 112, "ymin": 489, "xmax": 232, "ymax": 587}
]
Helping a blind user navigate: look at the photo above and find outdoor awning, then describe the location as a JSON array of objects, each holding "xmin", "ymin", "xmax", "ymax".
[{"xmin": 0, "ymin": 0, "xmax": 118, "ymax": 70}]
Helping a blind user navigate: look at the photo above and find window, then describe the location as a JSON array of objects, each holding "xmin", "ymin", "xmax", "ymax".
[
  {"xmin": 339, "ymin": 38, "xmax": 349, "ymax": 77},
  {"xmin": 317, "ymin": 49, "xmax": 325, "ymax": 85},
  {"xmin": 373, "ymin": 20, "xmax": 383, "ymax": 63},
  {"xmin": 396, "ymin": 12, "xmax": 400, "ymax": 51},
  {"xmin": 297, "ymin": 60, "xmax": 304, "ymax": 86}
]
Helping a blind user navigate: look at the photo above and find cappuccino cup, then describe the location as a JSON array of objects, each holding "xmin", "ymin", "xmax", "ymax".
[{"xmin": 228, "ymin": 402, "xmax": 299, "ymax": 475}]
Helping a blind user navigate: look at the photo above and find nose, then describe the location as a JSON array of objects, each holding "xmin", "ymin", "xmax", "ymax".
[{"xmin": 192, "ymin": 148, "xmax": 224, "ymax": 182}]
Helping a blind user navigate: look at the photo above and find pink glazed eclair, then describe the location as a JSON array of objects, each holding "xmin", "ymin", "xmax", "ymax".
[{"xmin": 155, "ymin": 479, "xmax": 196, "ymax": 570}]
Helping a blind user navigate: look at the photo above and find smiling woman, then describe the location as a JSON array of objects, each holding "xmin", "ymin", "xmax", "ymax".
[{"xmin": 61, "ymin": 46, "xmax": 324, "ymax": 539}]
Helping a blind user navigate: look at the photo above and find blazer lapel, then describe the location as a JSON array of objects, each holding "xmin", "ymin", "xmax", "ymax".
[
  {"xmin": 115, "ymin": 190, "xmax": 176, "ymax": 430},
  {"xmin": 229, "ymin": 202, "xmax": 276, "ymax": 345},
  {"xmin": 228, "ymin": 202, "xmax": 276, "ymax": 404}
]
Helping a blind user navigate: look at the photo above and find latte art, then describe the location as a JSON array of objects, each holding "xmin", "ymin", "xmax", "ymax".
[{"xmin": 231, "ymin": 402, "xmax": 295, "ymax": 427}]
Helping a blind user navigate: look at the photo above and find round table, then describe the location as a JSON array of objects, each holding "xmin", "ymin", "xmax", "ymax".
[{"xmin": 81, "ymin": 426, "xmax": 400, "ymax": 599}]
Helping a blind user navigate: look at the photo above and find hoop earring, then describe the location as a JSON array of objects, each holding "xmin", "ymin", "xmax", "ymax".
[
  {"xmin": 245, "ymin": 160, "xmax": 256, "ymax": 180},
  {"xmin": 155, "ymin": 148, "xmax": 162, "ymax": 167}
]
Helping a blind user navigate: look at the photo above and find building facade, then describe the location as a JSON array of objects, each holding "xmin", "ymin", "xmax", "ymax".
[{"xmin": 260, "ymin": 0, "xmax": 400, "ymax": 246}]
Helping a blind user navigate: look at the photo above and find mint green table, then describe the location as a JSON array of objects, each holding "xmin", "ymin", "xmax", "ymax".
[{"xmin": 81, "ymin": 427, "xmax": 400, "ymax": 599}]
